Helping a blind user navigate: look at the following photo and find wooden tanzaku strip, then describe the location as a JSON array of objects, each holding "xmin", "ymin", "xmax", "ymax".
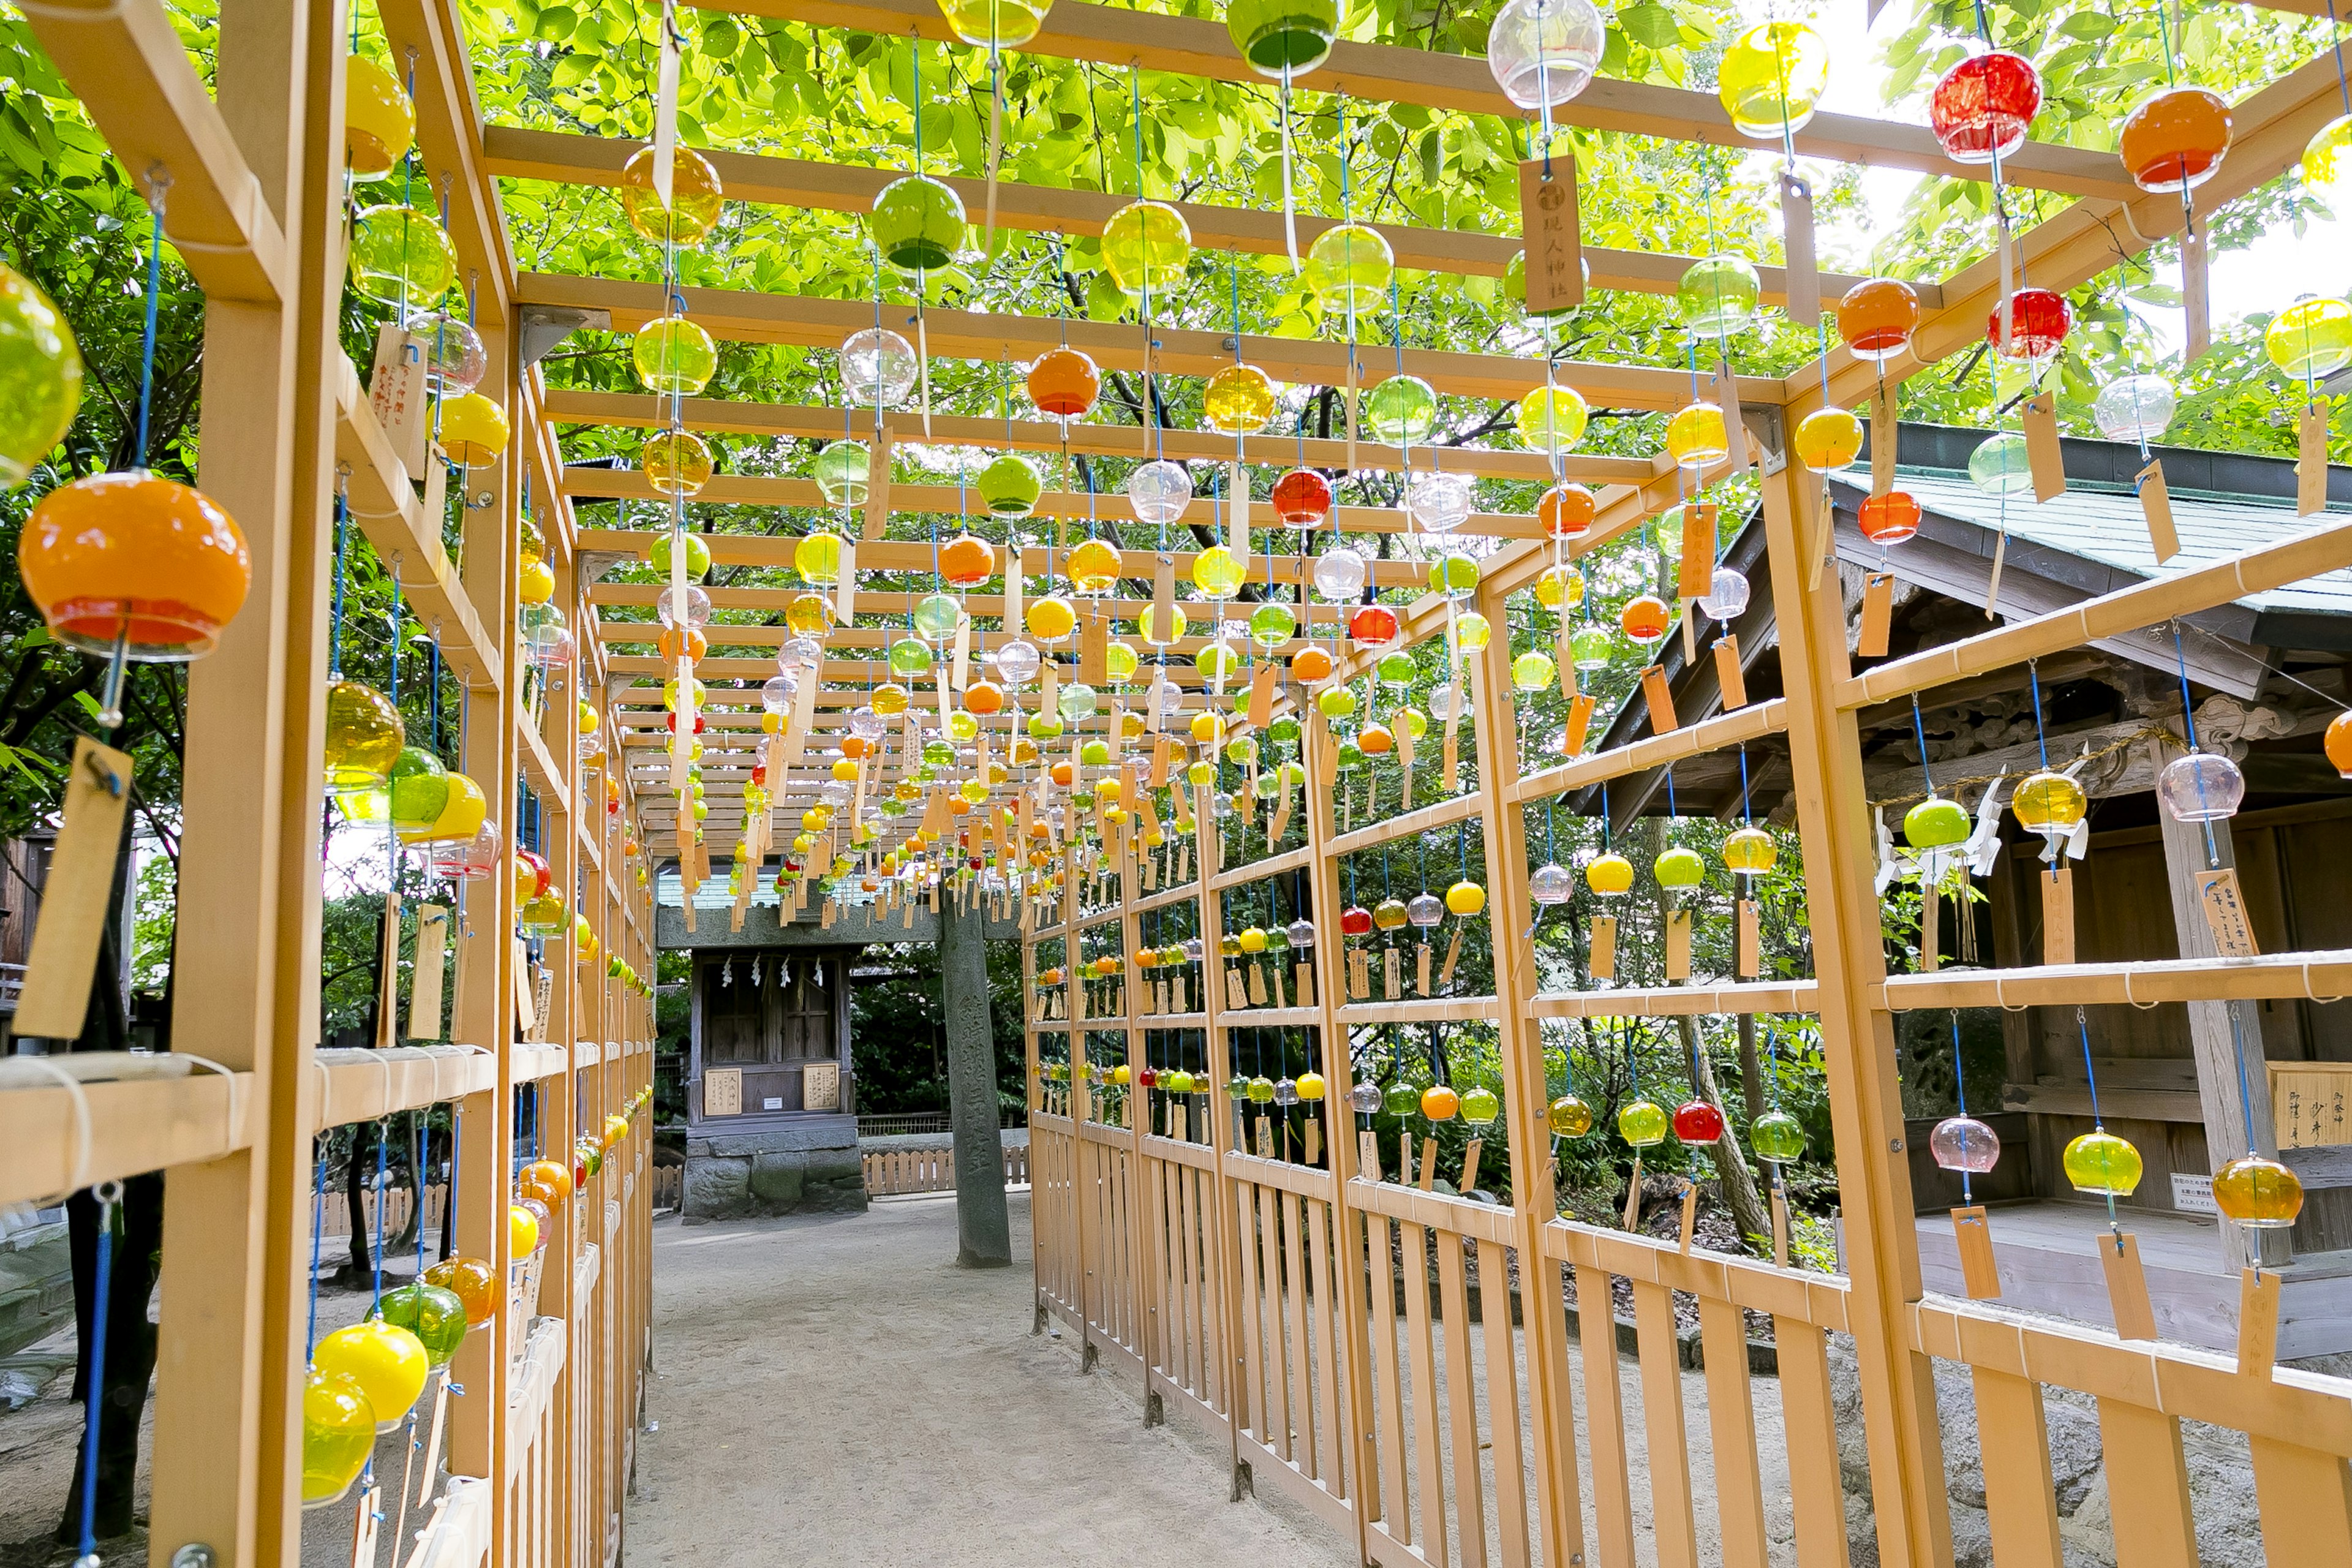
[
  {"xmin": 1337, "ymin": 996, "xmax": 1502, "ymax": 1025},
  {"xmin": 1506, "ymin": 699, "xmax": 1789, "ymax": 804},
  {"xmin": 567, "ymin": 466, "xmax": 1559, "ymax": 542},
  {"xmin": 1529, "ymin": 980, "xmax": 1820, "ymax": 1019},
  {"xmin": 1838, "ymin": 516, "xmax": 2352, "ymax": 709},
  {"xmin": 1909, "ymin": 1295, "xmax": 2352, "ymax": 1457},
  {"xmin": 12, "ymin": 0, "xmax": 290, "ymax": 302},
  {"xmin": 516, "ymin": 272, "xmax": 1770, "ymax": 410},
  {"xmin": 492, "ymin": 128, "xmax": 1911, "ymax": 310},
  {"xmin": 1541, "ymin": 1216, "xmax": 1852, "ymax": 1330},
  {"xmin": 573, "ymin": 526, "xmax": 1428, "ymax": 590},
  {"xmin": 706, "ymin": 0, "xmax": 2132, "ymax": 200},
  {"xmin": 1209, "ymin": 843, "xmax": 1311, "ymax": 892},
  {"xmin": 1324, "ymin": 789, "xmax": 1484, "ymax": 859},
  {"xmin": 1877, "ymin": 949, "xmax": 2352, "ymax": 1012}
]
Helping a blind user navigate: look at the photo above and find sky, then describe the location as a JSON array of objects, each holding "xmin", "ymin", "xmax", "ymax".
[{"xmin": 1792, "ymin": 0, "xmax": 2342, "ymax": 358}]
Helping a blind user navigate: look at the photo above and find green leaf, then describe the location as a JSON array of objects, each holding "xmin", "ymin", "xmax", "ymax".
[
  {"xmin": 533, "ymin": 4, "xmax": 576, "ymax": 40},
  {"xmin": 1621, "ymin": 2, "xmax": 1681, "ymax": 50},
  {"xmin": 550, "ymin": 53, "xmax": 597, "ymax": 89},
  {"xmin": 701, "ymin": 16, "xmax": 740, "ymax": 58},
  {"xmin": 2056, "ymin": 10, "xmax": 2113, "ymax": 40}
]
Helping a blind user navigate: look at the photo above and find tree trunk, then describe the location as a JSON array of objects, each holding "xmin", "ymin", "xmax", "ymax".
[
  {"xmin": 1682, "ymin": 1014, "xmax": 1771, "ymax": 1250},
  {"xmin": 342, "ymin": 1121, "xmax": 375, "ymax": 1283},
  {"xmin": 940, "ymin": 890, "xmax": 1012, "ymax": 1267},
  {"xmin": 1736, "ymin": 1012, "xmax": 1764, "ymax": 1126},
  {"xmin": 388, "ymin": 1110, "xmax": 424, "ymax": 1255}
]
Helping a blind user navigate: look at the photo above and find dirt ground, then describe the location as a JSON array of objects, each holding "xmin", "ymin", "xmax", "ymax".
[{"xmin": 628, "ymin": 1191, "xmax": 1356, "ymax": 1567}]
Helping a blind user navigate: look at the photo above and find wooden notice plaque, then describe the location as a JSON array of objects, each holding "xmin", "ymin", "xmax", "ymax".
[
  {"xmin": 703, "ymin": 1067, "xmax": 743, "ymax": 1117},
  {"xmin": 2195, "ymin": 867, "xmax": 2259, "ymax": 957},
  {"xmin": 1516, "ymin": 157, "xmax": 1584, "ymax": 314},
  {"xmin": 803, "ymin": 1060, "xmax": 841, "ymax": 1111}
]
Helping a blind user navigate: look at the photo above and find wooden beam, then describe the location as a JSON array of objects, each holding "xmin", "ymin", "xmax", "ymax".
[
  {"xmin": 377, "ymin": 0, "xmax": 515, "ymax": 320},
  {"xmin": 333, "ymin": 354, "xmax": 502, "ymax": 692},
  {"xmin": 541, "ymin": 387, "xmax": 1653, "ymax": 485},
  {"xmin": 710, "ymin": 0, "xmax": 2132, "ymax": 201},
  {"xmin": 564, "ymin": 466, "xmax": 1551, "ymax": 538},
  {"xmin": 17, "ymin": 0, "xmax": 289, "ymax": 302},
  {"xmin": 483, "ymin": 125, "xmax": 1909, "ymax": 309},
  {"xmin": 515, "ymin": 271, "xmax": 1768, "ymax": 409},
  {"xmin": 571, "ymin": 526, "xmax": 1428, "ymax": 587}
]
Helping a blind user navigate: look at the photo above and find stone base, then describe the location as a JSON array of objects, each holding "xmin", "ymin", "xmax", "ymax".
[{"xmin": 683, "ymin": 1117, "xmax": 867, "ymax": 1220}]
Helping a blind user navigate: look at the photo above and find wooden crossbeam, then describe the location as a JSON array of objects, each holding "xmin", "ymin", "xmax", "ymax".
[
  {"xmin": 571, "ymin": 526, "xmax": 1428, "ymax": 586},
  {"xmin": 516, "ymin": 272, "xmax": 1767, "ymax": 408},
  {"xmin": 544, "ymin": 388, "xmax": 1651, "ymax": 485},
  {"xmin": 703, "ymin": 0, "xmax": 2133, "ymax": 201},
  {"xmin": 565, "ymin": 467, "xmax": 1553, "ymax": 538},
  {"xmin": 484, "ymin": 125, "xmax": 1906, "ymax": 308}
]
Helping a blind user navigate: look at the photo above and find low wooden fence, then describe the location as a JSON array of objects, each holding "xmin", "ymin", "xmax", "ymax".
[{"xmin": 862, "ymin": 1142, "xmax": 1031, "ymax": 1196}]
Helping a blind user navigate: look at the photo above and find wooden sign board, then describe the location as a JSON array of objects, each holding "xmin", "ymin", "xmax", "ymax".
[
  {"xmin": 703, "ymin": 1067, "xmax": 742, "ymax": 1117},
  {"xmin": 1516, "ymin": 157, "xmax": 1584, "ymax": 314},
  {"xmin": 803, "ymin": 1060, "xmax": 841, "ymax": 1111}
]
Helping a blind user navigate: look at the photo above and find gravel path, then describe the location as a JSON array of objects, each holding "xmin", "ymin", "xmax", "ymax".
[{"xmin": 627, "ymin": 1191, "xmax": 1354, "ymax": 1567}]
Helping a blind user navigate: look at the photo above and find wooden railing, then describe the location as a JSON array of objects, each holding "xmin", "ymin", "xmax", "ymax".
[
  {"xmin": 1023, "ymin": 483, "xmax": 2352, "ymax": 1568},
  {"xmin": 860, "ymin": 1141, "xmax": 1034, "ymax": 1196}
]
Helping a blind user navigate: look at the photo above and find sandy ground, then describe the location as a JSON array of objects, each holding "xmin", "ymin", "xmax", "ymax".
[{"xmin": 627, "ymin": 1191, "xmax": 1357, "ymax": 1568}]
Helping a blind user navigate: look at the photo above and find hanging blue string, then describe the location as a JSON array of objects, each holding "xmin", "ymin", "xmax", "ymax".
[
  {"xmin": 330, "ymin": 490, "xmax": 352, "ymax": 679},
  {"xmin": 135, "ymin": 194, "xmax": 164, "ymax": 466},
  {"xmin": 371, "ymin": 1121, "xmax": 390, "ymax": 1311},
  {"xmin": 1948, "ymin": 1009, "xmax": 1973, "ymax": 1206},
  {"xmin": 74, "ymin": 1186, "xmax": 117, "ymax": 1565}
]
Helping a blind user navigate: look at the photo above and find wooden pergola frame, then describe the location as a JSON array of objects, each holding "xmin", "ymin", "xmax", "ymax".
[
  {"xmin": 5, "ymin": 2, "xmax": 2351, "ymax": 1567},
  {"xmin": 2, "ymin": 2, "xmax": 656, "ymax": 1566}
]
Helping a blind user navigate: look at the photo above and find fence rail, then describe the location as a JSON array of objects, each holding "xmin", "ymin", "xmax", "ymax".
[
  {"xmin": 1022, "ymin": 464, "xmax": 2352, "ymax": 1568},
  {"xmin": 861, "ymin": 1142, "xmax": 1031, "ymax": 1196}
]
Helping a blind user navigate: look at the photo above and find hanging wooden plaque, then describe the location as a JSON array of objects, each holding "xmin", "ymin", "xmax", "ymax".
[
  {"xmin": 1415, "ymin": 943, "xmax": 1433, "ymax": 998},
  {"xmin": 1460, "ymin": 1138, "xmax": 1483, "ymax": 1196},
  {"xmin": 408, "ymin": 905, "xmax": 448, "ymax": 1040},
  {"xmin": 1382, "ymin": 946, "xmax": 1401, "ymax": 1000},
  {"xmin": 1736, "ymin": 898, "xmax": 1760, "ymax": 978},
  {"xmin": 1869, "ymin": 379, "xmax": 1898, "ymax": 499},
  {"xmin": 1438, "ymin": 927, "xmax": 1463, "ymax": 989},
  {"xmin": 1359, "ymin": 1130, "xmax": 1383, "ymax": 1183},
  {"xmin": 2237, "ymin": 1267, "xmax": 2280, "ymax": 1379},
  {"xmin": 1564, "ymin": 692, "xmax": 1597, "ymax": 756},
  {"xmin": 1858, "ymin": 573, "xmax": 1895, "ymax": 658},
  {"xmin": 2040, "ymin": 865, "xmax": 2075, "ymax": 965},
  {"xmin": 2022, "ymin": 391, "xmax": 2066, "ymax": 502},
  {"xmin": 1951, "ymin": 1205, "xmax": 2002, "ymax": 1300},
  {"xmin": 2137, "ymin": 459, "xmax": 2180, "ymax": 564},
  {"xmin": 2100, "ymin": 1233, "xmax": 2158, "ymax": 1341},
  {"xmin": 1417, "ymin": 1136, "xmax": 1440, "ymax": 1193},
  {"xmin": 2195, "ymin": 868, "xmax": 2259, "ymax": 957},
  {"xmin": 1676, "ymin": 503, "xmax": 1718, "ymax": 603},
  {"xmin": 1714, "ymin": 635, "xmax": 1747, "ymax": 710},
  {"xmin": 1779, "ymin": 170, "xmax": 1819, "ymax": 328},
  {"xmin": 368, "ymin": 324, "xmax": 429, "ymax": 477},
  {"xmin": 2183, "ymin": 220, "xmax": 2212, "ymax": 364},
  {"xmin": 13, "ymin": 737, "xmax": 134, "ymax": 1041},
  {"xmin": 1079, "ymin": 607, "xmax": 1109, "ymax": 685},
  {"xmin": 1588, "ymin": 915, "xmax": 1616, "ymax": 980},
  {"xmin": 1516, "ymin": 156, "xmax": 1585, "ymax": 314},
  {"xmin": 860, "ymin": 424, "xmax": 893, "ymax": 540},
  {"xmin": 2298, "ymin": 401, "xmax": 2330, "ymax": 518},
  {"xmin": 1678, "ymin": 1178, "xmax": 1701, "ymax": 1252},
  {"xmin": 1640, "ymin": 665, "xmax": 1679, "ymax": 734},
  {"xmin": 1664, "ymin": 909, "xmax": 1691, "ymax": 981}
]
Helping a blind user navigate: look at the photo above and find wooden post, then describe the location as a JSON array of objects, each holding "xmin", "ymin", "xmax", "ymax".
[
  {"xmin": 2147, "ymin": 737, "xmax": 2291, "ymax": 1270},
  {"xmin": 149, "ymin": 0, "xmax": 345, "ymax": 1555},
  {"xmin": 1470, "ymin": 573, "xmax": 1589, "ymax": 1567},
  {"xmin": 1757, "ymin": 451, "xmax": 1958, "ymax": 1568}
]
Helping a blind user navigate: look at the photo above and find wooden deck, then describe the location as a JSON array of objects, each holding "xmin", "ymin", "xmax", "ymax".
[{"xmin": 1909, "ymin": 1200, "xmax": 2352, "ymax": 1358}]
